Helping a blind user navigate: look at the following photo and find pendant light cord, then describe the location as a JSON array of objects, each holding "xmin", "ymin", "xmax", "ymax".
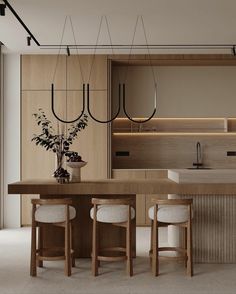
[
  {"xmin": 69, "ymin": 16, "xmax": 85, "ymax": 84},
  {"xmin": 122, "ymin": 15, "xmax": 158, "ymax": 122},
  {"xmin": 88, "ymin": 16, "xmax": 103, "ymax": 84},
  {"xmin": 140, "ymin": 15, "xmax": 157, "ymax": 86},
  {"xmin": 86, "ymin": 15, "xmax": 122, "ymax": 123},
  {"xmin": 52, "ymin": 16, "xmax": 68, "ymax": 83},
  {"xmin": 124, "ymin": 15, "xmax": 157, "ymax": 86},
  {"xmin": 51, "ymin": 15, "xmax": 86, "ymax": 124}
]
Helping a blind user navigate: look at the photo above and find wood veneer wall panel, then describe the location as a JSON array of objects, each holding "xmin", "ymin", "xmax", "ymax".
[
  {"xmin": 67, "ymin": 55, "xmax": 107, "ymax": 89},
  {"xmin": 22, "ymin": 55, "xmax": 66, "ymax": 90},
  {"xmin": 111, "ymin": 54, "xmax": 236, "ymax": 66},
  {"xmin": 21, "ymin": 55, "xmax": 108, "ymax": 225},
  {"xmin": 112, "ymin": 134, "xmax": 236, "ymax": 169},
  {"xmin": 112, "ymin": 169, "xmax": 146, "ymax": 225},
  {"xmin": 145, "ymin": 170, "xmax": 168, "ymax": 225},
  {"xmin": 112, "ymin": 118, "xmax": 227, "ymax": 133},
  {"xmin": 182, "ymin": 194, "xmax": 236, "ymax": 263},
  {"xmin": 21, "ymin": 91, "xmax": 67, "ymax": 225}
]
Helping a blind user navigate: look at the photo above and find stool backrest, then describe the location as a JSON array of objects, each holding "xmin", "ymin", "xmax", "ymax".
[
  {"xmin": 151, "ymin": 198, "xmax": 193, "ymax": 224},
  {"xmin": 91, "ymin": 198, "xmax": 134, "ymax": 223},
  {"xmin": 151, "ymin": 199, "xmax": 192, "ymax": 206},
  {"xmin": 31, "ymin": 198, "xmax": 73, "ymax": 205},
  {"xmin": 91, "ymin": 198, "xmax": 134, "ymax": 206},
  {"xmin": 31, "ymin": 198, "xmax": 73, "ymax": 224}
]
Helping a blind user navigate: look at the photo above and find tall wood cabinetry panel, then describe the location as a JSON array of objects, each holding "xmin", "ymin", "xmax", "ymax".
[
  {"xmin": 21, "ymin": 55, "xmax": 109, "ymax": 225},
  {"xmin": 112, "ymin": 170, "xmax": 146, "ymax": 226},
  {"xmin": 145, "ymin": 170, "xmax": 168, "ymax": 225},
  {"xmin": 112, "ymin": 169, "xmax": 168, "ymax": 226}
]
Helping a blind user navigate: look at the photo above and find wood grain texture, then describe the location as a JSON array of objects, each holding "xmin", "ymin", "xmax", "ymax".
[
  {"xmin": 8, "ymin": 178, "xmax": 236, "ymax": 196},
  {"xmin": 39, "ymin": 194, "xmax": 136, "ymax": 259},
  {"xmin": 21, "ymin": 55, "xmax": 109, "ymax": 225},
  {"xmin": 30, "ymin": 198, "xmax": 74, "ymax": 276},
  {"xmin": 145, "ymin": 170, "xmax": 168, "ymax": 225},
  {"xmin": 181, "ymin": 194, "xmax": 236, "ymax": 263},
  {"xmin": 8, "ymin": 179, "xmax": 236, "ymax": 263},
  {"xmin": 112, "ymin": 134, "xmax": 236, "ymax": 169},
  {"xmin": 112, "ymin": 118, "xmax": 227, "ymax": 133},
  {"xmin": 91, "ymin": 197, "xmax": 134, "ymax": 276},
  {"xmin": 111, "ymin": 54, "xmax": 236, "ymax": 66},
  {"xmin": 112, "ymin": 170, "xmax": 145, "ymax": 225},
  {"xmin": 150, "ymin": 199, "xmax": 193, "ymax": 276}
]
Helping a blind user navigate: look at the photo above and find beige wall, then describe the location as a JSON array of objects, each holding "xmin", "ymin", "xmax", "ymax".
[
  {"xmin": 112, "ymin": 66, "xmax": 236, "ymax": 118},
  {"xmin": 3, "ymin": 54, "xmax": 21, "ymax": 228}
]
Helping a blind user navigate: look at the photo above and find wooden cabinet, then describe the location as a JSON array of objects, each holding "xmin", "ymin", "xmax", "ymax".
[
  {"xmin": 145, "ymin": 170, "xmax": 168, "ymax": 225},
  {"xmin": 112, "ymin": 170, "xmax": 146, "ymax": 226},
  {"xmin": 21, "ymin": 55, "xmax": 109, "ymax": 225},
  {"xmin": 112, "ymin": 169, "xmax": 168, "ymax": 226}
]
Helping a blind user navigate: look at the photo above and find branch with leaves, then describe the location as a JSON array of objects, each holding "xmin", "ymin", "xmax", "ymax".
[{"xmin": 31, "ymin": 108, "xmax": 88, "ymax": 156}]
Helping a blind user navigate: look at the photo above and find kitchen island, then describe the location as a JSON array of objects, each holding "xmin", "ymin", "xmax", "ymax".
[{"xmin": 8, "ymin": 173, "xmax": 236, "ymax": 262}]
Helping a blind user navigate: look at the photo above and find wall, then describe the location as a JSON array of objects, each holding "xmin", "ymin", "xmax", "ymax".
[
  {"xmin": 3, "ymin": 54, "xmax": 21, "ymax": 228},
  {"xmin": 0, "ymin": 45, "xmax": 3, "ymax": 228},
  {"xmin": 112, "ymin": 65, "xmax": 236, "ymax": 169},
  {"xmin": 112, "ymin": 66, "xmax": 236, "ymax": 117}
]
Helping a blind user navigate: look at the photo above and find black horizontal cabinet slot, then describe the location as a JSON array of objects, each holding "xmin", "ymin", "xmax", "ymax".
[{"xmin": 115, "ymin": 151, "xmax": 130, "ymax": 157}]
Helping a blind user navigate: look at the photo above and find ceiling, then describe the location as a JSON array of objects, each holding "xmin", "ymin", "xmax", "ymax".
[{"xmin": 1, "ymin": 0, "xmax": 236, "ymax": 54}]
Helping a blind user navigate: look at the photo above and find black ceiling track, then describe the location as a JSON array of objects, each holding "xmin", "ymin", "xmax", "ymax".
[
  {"xmin": 2, "ymin": 0, "xmax": 40, "ymax": 46},
  {"xmin": 2, "ymin": 0, "xmax": 236, "ymax": 52}
]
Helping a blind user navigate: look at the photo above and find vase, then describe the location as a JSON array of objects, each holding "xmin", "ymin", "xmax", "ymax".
[
  {"xmin": 56, "ymin": 151, "xmax": 64, "ymax": 170},
  {"xmin": 67, "ymin": 161, "xmax": 87, "ymax": 182},
  {"xmin": 54, "ymin": 152, "xmax": 70, "ymax": 183}
]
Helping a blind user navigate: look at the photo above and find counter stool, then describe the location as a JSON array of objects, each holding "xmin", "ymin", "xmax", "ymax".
[
  {"xmin": 149, "ymin": 198, "xmax": 193, "ymax": 277},
  {"xmin": 30, "ymin": 198, "xmax": 76, "ymax": 277},
  {"xmin": 90, "ymin": 198, "xmax": 135, "ymax": 276}
]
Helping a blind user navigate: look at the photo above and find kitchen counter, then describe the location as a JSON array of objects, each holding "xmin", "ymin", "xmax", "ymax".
[
  {"xmin": 8, "ymin": 176, "xmax": 236, "ymax": 263},
  {"xmin": 8, "ymin": 177, "xmax": 236, "ymax": 195},
  {"xmin": 168, "ymin": 169, "xmax": 236, "ymax": 183}
]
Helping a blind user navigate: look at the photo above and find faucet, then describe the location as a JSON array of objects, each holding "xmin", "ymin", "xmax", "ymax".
[{"xmin": 193, "ymin": 141, "xmax": 203, "ymax": 168}]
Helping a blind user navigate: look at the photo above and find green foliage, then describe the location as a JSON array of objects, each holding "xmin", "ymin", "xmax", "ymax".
[{"xmin": 31, "ymin": 108, "xmax": 88, "ymax": 156}]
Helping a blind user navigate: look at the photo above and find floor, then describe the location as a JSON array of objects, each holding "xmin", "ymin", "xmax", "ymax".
[{"xmin": 1, "ymin": 228, "xmax": 236, "ymax": 294}]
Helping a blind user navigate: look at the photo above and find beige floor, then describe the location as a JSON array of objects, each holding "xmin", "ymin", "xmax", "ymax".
[{"xmin": 1, "ymin": 227, "xmax": 236, "ymax": 294}]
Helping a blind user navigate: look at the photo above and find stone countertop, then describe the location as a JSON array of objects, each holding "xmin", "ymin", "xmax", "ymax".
[{"xmin": 168, "ymin": 169, "xmax": 236, "ymax": 183}]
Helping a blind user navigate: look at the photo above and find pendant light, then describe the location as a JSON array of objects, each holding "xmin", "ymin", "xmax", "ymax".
[
  {"xmin": 51, "ymin": 16, "xmax": 85, "ymax": 124},
  {"xmin": 86, "ymin": 15, "xmax": 121, "ymax": 123},
  {"xmin": 122, "ymin": 15, "xmax": 157, "ymax": 123}
]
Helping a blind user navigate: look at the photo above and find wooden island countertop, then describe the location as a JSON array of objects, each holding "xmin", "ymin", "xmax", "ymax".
[{"xmin": 8, "ymin": 178, "xmax": 236, "ymax": 195}]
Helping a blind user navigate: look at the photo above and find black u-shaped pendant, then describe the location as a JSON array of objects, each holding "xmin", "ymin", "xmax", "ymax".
[{"xmin": 51, "ymin": 83, "xmax": 85, "ymax": 124}]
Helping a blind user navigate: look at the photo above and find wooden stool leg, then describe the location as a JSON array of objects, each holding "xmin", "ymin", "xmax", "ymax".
[
  {"xmin": 30, "ymin": 222, "xmax": 37, "ymax": 276},
  {"xmin": 126, "ymin": 216, "xmax": 133, "ymax": 276},
  {"xmin": 92, "ymin": 215, "xmax": 98, "ymax": 276},
  {"xmin": 30, "ymin": 204, "xmax": 37, "ymax": 277},
  {"xmin": 187, "ymin": 208, "xmax": 193, "ymax": 277},
  {"xmin": 97, "ymin": 224, "xmax": 100, "ymax": 268},
  {"xmin": 184, "ymin": 227, "xmax": 187, "ymax": 268},
  {"xmin": 70, "ymin": 223, "xmax": 76, "ymax": 267},
  {"xmin": 152, "ymin": 205, "xmax": 159, "ymax": 276},
  {"xmin": 65, "ymin": 207, "xmax": 71, "ymax": 276},
  {"xmin": 150, "ymin": 220, "xmax": 153, "ymax": 266},
  {"xmin": 37, "ymin": 226, "xmax": 43, "ymax": 268}
]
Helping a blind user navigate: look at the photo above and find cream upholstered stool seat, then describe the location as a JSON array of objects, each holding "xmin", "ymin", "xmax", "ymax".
[
  {"xmin": 90, "ymin": 204, "xmax": 135, "ymax": 223},
  {"xmin": 90, "ymin": 198, "xmax": 135, "ymax": 277},
  {"xmin": 35, "ymin": 205, "xmax": 76, "ymax": 223},
  {"xmin": 148, "ymin": 205, "xmax": 190, "ymax": 223},
  {"xmin": 149, "ymin": 199, "xmax": 193, "ymax": 277},
  {"xmin": 30, "ymin": 198, "xmax": 76, "ymax": 277}
]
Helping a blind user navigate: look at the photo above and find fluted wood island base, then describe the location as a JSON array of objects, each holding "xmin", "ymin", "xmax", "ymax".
[{"xmin": 8, "ymin": 178, "xmax": 236, "ymax": 261}]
